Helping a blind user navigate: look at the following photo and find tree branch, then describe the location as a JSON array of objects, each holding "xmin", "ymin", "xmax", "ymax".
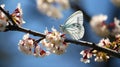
[
  {"xmin": 65, "ymin": 39, "xmax": 120, "ymax": 58},
  {"xmin": 7, "ymin": 25, "xmax": 120, "ymax": 58},
  {"xmin": 0, "ymin": 5, "xmax": 120, "ymax": 59},
  {"xmin": 8, "ymin": 26, "xmax": 46, "ymax": 38}
]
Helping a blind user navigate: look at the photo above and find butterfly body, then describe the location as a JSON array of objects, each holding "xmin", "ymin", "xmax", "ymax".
[{"xmin": 60, "ymin": 11, "xmax": 84, "ymax": 40}]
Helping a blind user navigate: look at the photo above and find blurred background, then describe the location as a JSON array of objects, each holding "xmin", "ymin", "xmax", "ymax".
[{"xmin": 0, "ymin": 0, "xmax": 120, "ymax": 67}]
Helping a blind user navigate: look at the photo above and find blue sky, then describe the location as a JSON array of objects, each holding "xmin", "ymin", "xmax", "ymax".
[{"xmin": 0, "ymin": 0, "xmax": 120, "ymax": 67}]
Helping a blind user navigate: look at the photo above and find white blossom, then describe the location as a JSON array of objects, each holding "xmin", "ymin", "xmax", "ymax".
[
  {"xmin": 18, "ymin": 33, "xmax": 34, "ymax": 55},
  {"xmin": 98, "ymin": 38, "xmax": 110, "ymax": 47},
  {"xmin": 23, "ymin": 33, "xmax": 29, "ymax": 40},
  {"xmin": 91, "ymin": 15, "xmax": 120, "ymax": 37},
  {"xmin": 90, "ymin": 14, "xmax": 108, "ymax": 26},
  {"xmin": 36, "ymin": 0, "xmax": 69, "ymax": 18},
  {"xmin": 90, "ymin": 14, "xmax": 110, "ymax": 37},
  {"xmin": 18, "ymin": 40, "xmax": 33, "ymax": 55},
  {"xmin": 80, "ymin": 50, "xmax": 92, "ymax": 58},
  {"xmin": 41, "ymin": 27, "xmax": 68, "ymax": 55},
  {"xmin": 94, "ymin": 56, "xmax": 109, "ymax": 62},
  {"xmin": 11, "ymin": 3, "xmax": 25, "ymax": 25},
  {"xmin": 18, "ymin": 33, "xmax": 51, "ymax": 57},
  {"xmin": 94, "ymin": 56, "xmax": 103, "ymax": 62},
  {"xmin": 80, "ymin": 49, "xmax": 93, "ymax": 63},
  {"xmin": 111, "ymin": 18, "xmax": 120, "ymax": 36},
  {"xmin": 80, "ymin": 58, "xmax": 90, "ymax": 64},
  {"xmin": 55, "ymin": 0, "xmax": 70, "ymax": 9}
]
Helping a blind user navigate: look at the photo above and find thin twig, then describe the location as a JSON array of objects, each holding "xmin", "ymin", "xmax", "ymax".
[{"xmin": 36, "ymin": 37, "xmax": 45, "ymax": 43}]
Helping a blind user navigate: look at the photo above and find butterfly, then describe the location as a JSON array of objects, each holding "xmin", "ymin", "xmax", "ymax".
[{"xmin": 60, "ymin": 11, "xmax": 84, "ymax": 40}]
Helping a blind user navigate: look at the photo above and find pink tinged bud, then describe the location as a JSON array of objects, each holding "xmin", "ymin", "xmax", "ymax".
[
  {"xmin": 48, "ymin": 32, "xmax": 52, "ymax": 34},
  {"xmin": 60, "ymin": 34, "xmax": 65, "ymax": 38},
  {"xmin": 40, "ymin": 50, "xmax": 46, "ymax": 56},
  {"xmin": 102, "ymin": 41, "xmax": 106, "ymax": 46},
  {"xmin": 80, "ymin": 49, "xmax": 93, "ymax": 63},
  {"xmin": 101, "ymin": 22, "xmax": 106, "ymax": 26},
  {"xmin": 83, "ymin": 55, "xmax": 88, "ymax": 59},
  {"xmin": 14, "ymin": 8, "xmax": 21, "ymax": 13},
  {"xmin": 63, "ymin": 42, "xmax": 67, "ymax": 46},
  {"xmin": 107, "ymin": 22, "xmax": 115, "ymax": 29}
]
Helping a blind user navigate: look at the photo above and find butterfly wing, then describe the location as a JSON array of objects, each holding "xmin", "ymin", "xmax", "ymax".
[
  {"xmin": 62, "ymin": 11, "xmax": 84, "ymax": 40},
  {"xmin": 65, "ymin": 25, "xmax": 84, "ymax": 40},
  {"xmin": 65, "ymin": 11, "xmax": 83, "ymax": 26}
]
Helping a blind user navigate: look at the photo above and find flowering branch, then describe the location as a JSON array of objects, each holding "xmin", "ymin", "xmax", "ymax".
[
  {"xmin": 0, "ymin": 6, "xmax": 120, "ymax": 59},
  {"xmin": 7, "ymin": 24, "xmax": 120, "ymax": 58},
  {"xmin": 65, "ymin": 39, "xmax": 120, "ymax": 58}
]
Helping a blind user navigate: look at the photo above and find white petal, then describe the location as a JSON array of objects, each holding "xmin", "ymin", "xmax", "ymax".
[{"xmin": 23, "ymin": 33, "xmax": 29, "ymax": 40}]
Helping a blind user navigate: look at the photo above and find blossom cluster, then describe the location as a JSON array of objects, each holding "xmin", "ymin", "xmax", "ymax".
[
  {"xmin": 90, "ymin": 14, "xmax": 120, "ymax": 37},
  {"xmin": 41, "ymin": 27, "xmax": 69, "ymax": 55},
  {"xmin": 36, "ymin": 0, "xmax": 70, "ymax": 18},
  {"xmin": 18, "ymin": 33, "xmax": 50, "ymax": 57},
  {"xmin": 0, "ymin": 3, "xmax": 25, "ymax": 32},
  {"xmin": 80, "ymin": 34, "xmax": 120, "ymax": 63},
  {"xmin": 18, "ymin": 27, "xmax": 69, "ymax": 57}
]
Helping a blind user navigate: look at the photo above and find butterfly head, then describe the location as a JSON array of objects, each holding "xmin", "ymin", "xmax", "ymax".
[{"xmin": 60, "ymin": 25, "xmax": 66, "ymax": 33}]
